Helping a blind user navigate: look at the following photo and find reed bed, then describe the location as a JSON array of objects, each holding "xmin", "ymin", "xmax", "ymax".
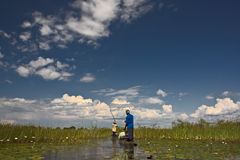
[
  {"xmin": 0, "ymin": 124, "xmax": 110, "ymax": 144},
  {"xmin": 135, "ymin": 120, "xmax": 240, "ymax": 142},
  {"xmin": 0, "ymin": 120, "xmax": 239, "ymax": 144}
]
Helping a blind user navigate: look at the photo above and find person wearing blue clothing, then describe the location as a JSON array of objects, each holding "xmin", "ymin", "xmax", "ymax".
[{"xmin": 124, "ymin": 109, "xmax": 134, "ymax": 141}]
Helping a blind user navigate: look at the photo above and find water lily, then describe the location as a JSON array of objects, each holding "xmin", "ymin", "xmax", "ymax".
[
  {"xmin": 66, "ymin": 137, "xmax": 69, "ymax": 139},
  {"xmin": 32, "ymin": 136, "xmax": 35, "ymax": 139},
  {"xmin": 14, "ymin": 137, "xmax": 18, "ymax": 140},
  {"xmin": 24, "ymin": 136, "xmax": 27, "ymax": 138}
]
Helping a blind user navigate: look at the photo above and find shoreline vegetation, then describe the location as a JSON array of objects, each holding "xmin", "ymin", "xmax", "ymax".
[{"xmin": 0, "ymin": 120, "xmax": 239, "ymax": 144}]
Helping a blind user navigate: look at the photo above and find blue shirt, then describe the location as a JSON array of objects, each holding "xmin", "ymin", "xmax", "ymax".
[{"xmin": 125, "ymin": 113, "xmax": 134, "ymax": 128}]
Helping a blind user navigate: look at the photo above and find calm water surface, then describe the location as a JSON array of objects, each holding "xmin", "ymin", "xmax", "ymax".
[
  {"xmin": 0, "ymin": 138, "xmax": 240, "ymax": 159},
  {"xmin": 0, "ymin": 138, "xmax": 146, "ymax": 160}
]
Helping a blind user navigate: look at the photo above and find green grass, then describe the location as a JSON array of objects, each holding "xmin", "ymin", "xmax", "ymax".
[
  {"xmin": 0, "ymin": 124, "xmax": 110, "ymax": 144},
  {"xmin": 135, "ymin": 120, "xmax": 240, "ymax": 142}
]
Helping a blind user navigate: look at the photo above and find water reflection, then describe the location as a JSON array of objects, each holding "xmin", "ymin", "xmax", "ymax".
[
  {"xmin": 43, "ymin": 138, "xmax": 145, "ymax": 160},
  {"xmin": 0, "ymin": 139, "xmax": 239, "ymax": 159},
  {"xmin": 120, "ymin": 141, "xmax": 135, "ymax": 159}
]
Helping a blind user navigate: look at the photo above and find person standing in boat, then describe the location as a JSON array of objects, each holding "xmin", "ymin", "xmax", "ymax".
[
  {"xmin": 112, "ymin": 121, "xmax": 118, "ymax": 136},
  {"xmin": 124, "ymin": 109, "xmax": 134, "ymax": 141}
]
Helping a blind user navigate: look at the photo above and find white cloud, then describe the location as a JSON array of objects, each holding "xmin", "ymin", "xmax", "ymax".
[
  {"xmin": 0, "ymin": 52, "xmax": 6, "ymax": 68},
  {"xmin": 111, "ymin": 98, "xmax": 130, "ymax": 105},
  {"xmin": 16, "ymin": 66, "xmax": 31, "ymax": 77},
  {"xmin": 133, "ymin": 108, "xmax": 161, "ymax": 120},
  {"xmin": 222, "ymin": 91, "xmax": 230, "ymax": 96},
  {"xmin": 36, "ymin": 66, "xmax": 62, "ymax": 80},
  {"xmin": 177, "ymin": 113, "xmax": 189, "ymax": 121},
  {"xmin": 105, "ymin": 86, "xmax": 140, "ymax": 97},
  {"xmin": 0, "ymin": 94, "xmax": 180, "ymax": 127},
  {"xmin": 93, "ymin": 86, "xmax": 141, "ymax": 104},
  {"xmin": 0, "ymin": 0, "xmax": 159, "ymax": 52},
  {"xmin": 0, "ymin": 119, "xmax": 15, "ymax": 124},
  {"xmin": 162, "ymin": 104, "xmax": 172, "ymax": 113},
  {"xmin": 139, "ymin": 97, "xmax": 164, "ymax": 105},
  {"xmin": 0, "ymin": 52, "xmax": 4, "ymax": 59},
  {"xmin": 0, "ymin": 30, "xmax": 11, "ymax": 39},
  {"xmin": 205, "ymin": 95, "xmax": 214, "ymax": 100},
  {"xmin": 40, "ymin": 25, "xmax": 53, "ymax": 36},
  {"xmin": 21, "ymin": 21, "xmax": 32, "ymax": 28},
  {"xmin": 191, "ymin": 98, "xmax": 240, "ymax": 118},
  {"xmin": 120, "ymin": 0, "xmax": 153, "ymax": 22},
  {"xmin": 51, "ymin": 94, "xmax": 93, "ymax": 105},
  {"xmin": 29, "ymin": 57, "xmax": 54, "ymax": 68},
  {"xmin": 67, "ymin": 0, "xmax": 120, "ymax": 40},
  {"xmin": 16, "ymin": 57, "xmax": 73, "ymax": 81},
  {"xmin": 5, "ymin": 80, "xmax": 13, "ymax": 84},
  {"xmin": 19, "ymin": 32, "xmax": 31, "ymax": 41},
  {"xmin": 0, "ymin": 97, "xmax": 36, "ymax": 106},
  {"xmin": 80, "ymin": 73, "xmax": 96, "ymax": 83},
  {"xmin": 39, "ymin": 42, "xmax": 51, "ymax": 50},
  {"xmin": 179, "ymin": 92, "xmax": 188, "ymax": 97},
  {"xmin": 156, "ymin": 89, "xmax": 167, "ymax": 97}
]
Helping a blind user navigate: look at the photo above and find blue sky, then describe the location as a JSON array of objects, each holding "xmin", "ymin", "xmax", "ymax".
[{"xmin": 0, "ymin": 0, "xmax": 240, "ymax": 127}]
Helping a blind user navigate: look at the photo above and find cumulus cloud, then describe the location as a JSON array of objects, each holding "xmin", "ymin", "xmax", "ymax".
[
  {"xmin": 162, "ymin": 104, "xmax": 172, "ymax": 113},
  {"xmin": 111, "ymin": 98, "xmax": 130, "ymax": 105},
  {"xmin": 191, "ymin": 98, "xmax": 240, "ymax": 118},
  {"xmin": 0, "ymin": 94, "xmax": 181, "ymax": 127},
  {"xmin": 16, "ymin": 66, "xmax": 31, "ymax": 77},
  {"xmin": 80, "ymin": 73, "xmax": 96, "ymax": 83},
  {"xmin": 3, "ymin": 94, "xmax": 235, "ymax": 127},
  {"xmin": 19, "ymin": 32, "xmax": 31, "ymax": 41},
  {"xmin": 29, "ymin": 57, "xmax": 54, "ymax": 68},
  {"xmin": 156, "ymin": 89, "xmax": 167, "ymax": 97},
  {"xmin": 21, "ymin": 21, "xmax": 32, "ymax": 28},
  {"xmin": 177, "ymin": 113, "xmax": 189, "ymax": 121},
  {"xmin": 51, "ymin": 94, "xmax": 93, "ymax": 105},
  {"xmin": 139, "ymin": 97, "xmax": 164, "ymax": 105},
  {"xmin": 16, "ymin": 57, "xmax": 73, "ymax": 81}
]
